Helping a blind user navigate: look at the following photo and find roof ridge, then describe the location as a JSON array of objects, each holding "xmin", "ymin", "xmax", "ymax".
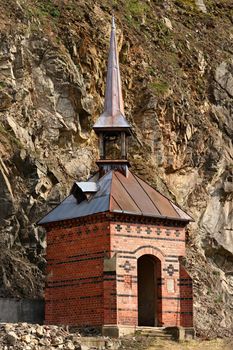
[
  {"xmin": 83, "ymin": 170, "xmax": 113, "ymax": 202},
  {"xmin": 109, "ymin": 170, "xmax": 114, "ymax": 211},
  {"xmin": 97, "ymin": 169, "xmax": 113, "ymax": 183},
  {"xmin": 114, "ymin": 171, "xmax": 143, "ymax": 215},
  {"xmin": 134, "ymin": 173, "xmax": 193, "ymax": 220},
  {"xmin": 110, "ymin": 172, "xmax": 123, "ymax": 212},
  {"xmin": 132, "ymin": 172, "xmax": 162, "ymax": 215},
  {"xmin": 171, "ymin": 202, "xmax": 194, "ymax": 222}
]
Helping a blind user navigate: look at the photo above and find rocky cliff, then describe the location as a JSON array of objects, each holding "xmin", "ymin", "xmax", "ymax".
[{"xmin": 0, "ymin": 0, "xmax": 232, "ymax": 338}]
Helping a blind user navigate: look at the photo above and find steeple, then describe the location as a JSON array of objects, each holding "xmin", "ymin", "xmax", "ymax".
[
  {"xmin": 93, "ymin": 16, "xmax": 131, "ymax": 177},
  {"xmin": 93, "ymin": 16, "xmax": 131, "ymax": 132}
]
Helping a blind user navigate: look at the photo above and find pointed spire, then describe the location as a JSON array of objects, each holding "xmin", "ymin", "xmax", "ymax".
[
  {"xmin": 93, "ymin": 16, "xmax": 131, "ymax": 133},
  {"xmin": 112, "ymin": 13, "xmax": 116, "ymax": 30}
]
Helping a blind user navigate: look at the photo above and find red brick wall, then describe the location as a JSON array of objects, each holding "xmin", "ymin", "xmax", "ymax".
[
  {"xmin": 103, "ymin": 272, "xmax": 117, "ymax": 324},
  {"xmin": 179, "ymin": 265, "xmax": 193, "ymax": 327},
  {"xmin": 44, "ymin": 214, "xmax": 193, "ymax": 328},
  {"xmin": 109, "ymin": 219, "xmax": 192, "ymax": 327},
  {"xmin": 45, "ymin": 217, "xmax": 111, "ymax": 326}
]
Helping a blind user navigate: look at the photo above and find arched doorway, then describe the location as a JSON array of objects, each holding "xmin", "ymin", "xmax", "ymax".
[{"xmin": 137, "ymin": 254, "xmax": 160, "ymax": 326}]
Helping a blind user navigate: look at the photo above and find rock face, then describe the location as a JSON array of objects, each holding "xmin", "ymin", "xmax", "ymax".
[{"xmin": 0, "ymin": 0, "xmax": 232, "ymax": 338}]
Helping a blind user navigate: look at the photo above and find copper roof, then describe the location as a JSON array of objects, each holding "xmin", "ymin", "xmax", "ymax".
[
  {"xmin": 38, "ymin": 170, "xmax": 193, "ymax": 225},
  {"xmin": 93, "ymin": 16, "xmax": 131, "ymax": 132}
]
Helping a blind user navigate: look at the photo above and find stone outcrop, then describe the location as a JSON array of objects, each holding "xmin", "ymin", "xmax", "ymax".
[
  {"xmin": 0, "ymin": 0, "xmax": 232, "ymax": 338},
  {"xmin": 195, "ymin": 0, "xmax": 207, "ymax": 13}
]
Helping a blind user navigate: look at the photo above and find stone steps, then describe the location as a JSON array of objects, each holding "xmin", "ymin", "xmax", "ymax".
[{"xmin": 136, "ymin": 327, "xmax": 173, "ymax": 340}]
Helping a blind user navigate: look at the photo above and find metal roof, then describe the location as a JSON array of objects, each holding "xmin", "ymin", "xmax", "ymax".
[
  {"xmin": 109, "ymin": 171, "xmax": 192, "ymax": 221},
  {"xmin": 93, "ymin": 16, "xmax": 131, "ymax": 132},
  {"xmin": 38, "ymin": 170, "xmax": 193, "ymax": 225},
  {"xmin": 38, "ymin": 171, "xmax": 112, "ymax": 225}
]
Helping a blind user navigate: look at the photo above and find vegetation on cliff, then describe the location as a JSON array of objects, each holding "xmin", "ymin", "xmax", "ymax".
[{"xmin": 0, "ymin": 0, "xmax": 232, "ymax": 338}]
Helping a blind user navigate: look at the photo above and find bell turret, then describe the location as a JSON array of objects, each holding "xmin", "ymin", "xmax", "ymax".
[{"xmin": 93, "ymin": 16, "xmax": 131, "ymax": 176}]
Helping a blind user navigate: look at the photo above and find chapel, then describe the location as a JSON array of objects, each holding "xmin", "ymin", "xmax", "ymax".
[{"xmin": 38, "ymin": 17, "xmax": 194, "ymax": 337}]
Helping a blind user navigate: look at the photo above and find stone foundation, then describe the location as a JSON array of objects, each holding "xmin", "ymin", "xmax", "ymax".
[
  {"xmin": 166, "ymin": 326, "xmax": 196, "ymax": 340},
  {"xmin": 102, "ymin": 325, "xmax": 136, "ymax": 337}
]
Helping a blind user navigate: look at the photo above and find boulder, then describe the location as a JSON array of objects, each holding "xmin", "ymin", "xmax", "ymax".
[{"xmin": 4, "ymin": 331, "xmax": 18, "ymax": 345}]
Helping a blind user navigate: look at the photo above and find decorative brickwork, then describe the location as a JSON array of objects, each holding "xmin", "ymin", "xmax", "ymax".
[
  {"xmin": 44, "ymin": 215, "xmax": 193, "ymax": 328},
  {"xmin": 164, "ymin": 264, "xmax": 175, "ymax": 276},
  {"xmin": 109, "ymin": 220, "xmax": 193, "ymax": 327}
]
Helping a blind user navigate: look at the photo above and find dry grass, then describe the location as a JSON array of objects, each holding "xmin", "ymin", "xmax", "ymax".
[
  {"xmin": 120, "ymin": 337, "xmax": 233, "ymax": 350},
  {"xmin": 147, "ymin": 338, "xmax": 233, "ymax": 350}
]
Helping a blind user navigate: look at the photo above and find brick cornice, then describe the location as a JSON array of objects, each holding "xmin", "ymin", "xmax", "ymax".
[{"xmin": 43, "ymin": 211, "xmax": 188, "ymax": 230}]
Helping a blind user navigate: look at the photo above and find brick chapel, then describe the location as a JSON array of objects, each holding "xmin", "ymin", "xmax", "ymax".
[{"xmin": 38, "ymin": 17, "xmax": 194, "ymax": 337}]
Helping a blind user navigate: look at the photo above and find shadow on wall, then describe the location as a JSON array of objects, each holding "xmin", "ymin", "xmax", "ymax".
[{"xmin": 179, "ymin": 263, "xmax": 193, "ymax": 327}]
